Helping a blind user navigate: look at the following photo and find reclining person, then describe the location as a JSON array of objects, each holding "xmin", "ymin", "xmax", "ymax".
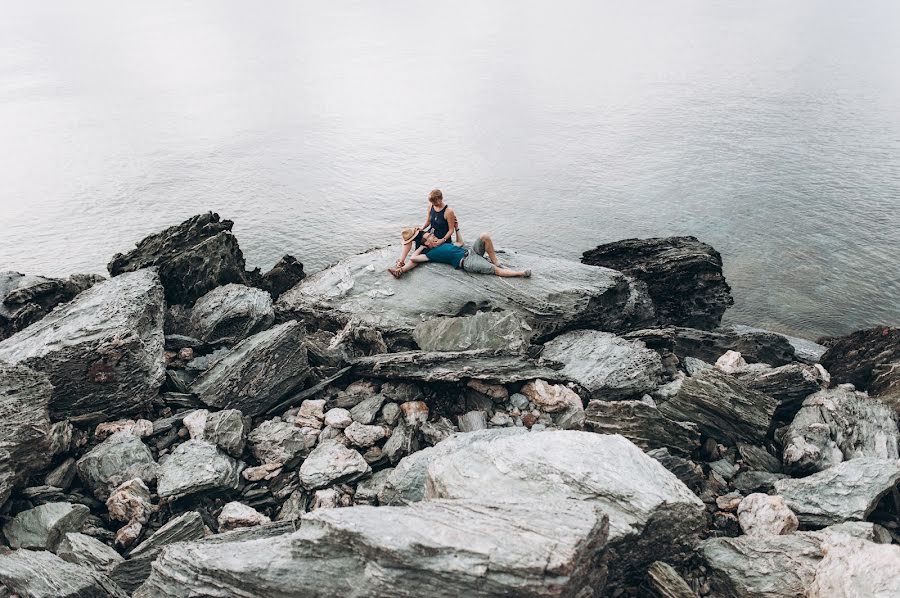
[{"xmin": 388, "ymin": 230, "xmax": 531, "ymax": 279}]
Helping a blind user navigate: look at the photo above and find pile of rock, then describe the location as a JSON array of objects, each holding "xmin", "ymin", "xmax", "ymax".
[{"xmin": 1, "ymin": 214, "xmax": 898, "ymax": 598}]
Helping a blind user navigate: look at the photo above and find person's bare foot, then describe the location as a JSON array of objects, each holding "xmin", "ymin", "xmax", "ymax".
[{"xmin": 387, "ymin": 267, "xmax": 403, "ymax": 279}]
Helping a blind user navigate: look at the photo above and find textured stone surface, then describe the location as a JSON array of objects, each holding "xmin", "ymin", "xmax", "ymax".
[
  {"xmin": 276, "ymin": 245, "xmax": 653, "ymax": 344},
  {"xmin": 203, "ymin": 409, "xmax": 249, "ymax": 457},
  {"xmin": 156, "ymin": 440, "xmax": 243, "ymax": 499},
  {"xmin": 733, "ymin": 362, "xmax": 828, "ymax": 422},
  {"xmin": 642, "ymin": 561, "xmax": 698, "ymax": 598},
  {"xmin": 808, "ymin": 535, "xmax": 900, "ymax": 597},
  {"xmin": 344, "ymin": 421, "xmax": 386, "ymax": 447},
  {"xmin": 413, "ymin": 311, "xmax": 533, "ymax": 353},
  {"xmin": 820, "ymin": 325, "xmax": 900, "ymax": 391},
  {"xmin": 737, "ymin": 493, "xmax": 798, "ymax": 536},
  {"xmin": 57, "ymin": 532, "xmax": 124, "ymax": 575},
  {"xmin": 217, "ymin": 501, "xmax": 271, "ymax": 531},
  {"xmin": 584, "ymin": 400, "xmax": 700, "ymax": 456},
  {"xmin": 189, "ymin": 283, "xmax": 274, "ymax": 345},
  {"xmin": 0, "ymin": 271, "xmax": 103, "ymax": 341},
  {"xmin": 540, "ymin": 329, "xmax": 665, "ymax": 400},
  {"xmin": 0, "ymin": 363, "xmax": 52, "ymax": 509},
  {"xmin": 774, "ymin": 457, "xmax": 900, "ymax": 527},
  {"xmin": 248, "ymin": 419, "xmax": 317, "ymax": 465},
  {"xmin": 299, "ymin": 440, "xmax": 370, "ymax": 490},
  {"xmin": 626, "ymin": 326, "xmax": 796, "ymax": 367},
  {"xmin": 657, "ymin": 367, "xmax": 776, "ymax": 445},
  {"xmin": 425, "ymin": 431, "xmax": 705, "ymax": 583},
  {"xmin": 3, "ymin": 502, "xmax": 89, "ymax": 550},
  {"xmin": 136, "ymin": 499, "xmax": 609, "ymax": 598},
  {"xmin": 781, "ymin": 387, "xmax": 899, "ymax": 474},
  {"xmin": 0, "ymin": 270, "xmax": 165, "ymax": 419},
  {"xmin": 256, "ymin": 255, "xmax": 306, "ymax": 300},
  {"xmin": 106, "ymin": 479, "xmax": 153, "ymax": 548},
  {"xmin": 108, "ymin": 212, "xmax": 247, "ymax": 306},
  {"xmin": 191, "ymin": 321, "xmax": 310, "ymax": 416},
  {"xmin": 729, "ymin": 325, "xmax": 826, "ymax": 364},
  {"xmin": 582, "ymin": 236, "xmax": 733, "ymax": 329},
  {"xmin": 76, "ymin": 431, "xmax": 157, "ymax": 499},
  {"xmin": 0, "ymin": 549, "xmax": 128, "ymax": 598}
]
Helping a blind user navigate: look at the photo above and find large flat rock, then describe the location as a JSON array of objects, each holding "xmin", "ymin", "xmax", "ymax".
[
  {"xmin": 0, "ymin": 548, "xmax": 128, "ymax": 598},
  {"xmin": 0, "ymin": 270, "xmax": 165, "ymax": 420},
  {"xmin": 276, "ymin": 246, "xmax": 653, "ymax": 344},
  {"xmin": 136, "ymin": 499, "xmax": 609, "ymax": 598},
  {"xmin": 425, "ymin": 430, "xmax": 705, "ymax": 583}
]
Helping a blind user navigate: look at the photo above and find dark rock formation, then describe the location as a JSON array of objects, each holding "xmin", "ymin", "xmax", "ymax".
[
  {"xmin": 0, "ymin": 270, "xmax": 165, "ymax": 420},
  {"xmin": 107, "ymin": 212, "xmax": 247, "ymax": 305},
  {"xmin": 732, "ymin": 362, "xmax": 828, "ymax": 423},
  {"xmin": 819, "ymin": 326, "xmax": 900, "ymax": 392},
  {"xmin": 256, "ymin": 255, "xmax": 305, "ymax": 300},
  {"xmin": 582, "ymin": 236, "xmax": 733, "ymax": 329},
  {"xmin": 584, "ymin": 400, "xmax": 701, "ymax": 456},
  {"xmin": 0, "ymin": 271, "xmax": 104, "ymax": 341},
  {"xmin": 626, "ymin": 326, "xmax": 796, "ymax": 367}
]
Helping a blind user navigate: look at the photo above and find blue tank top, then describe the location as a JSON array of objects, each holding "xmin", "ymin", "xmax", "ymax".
[
  {"xmin": 424, "ymin": 243, "xmax": 465, "ymax": 268},
  {"xmin": 429, "ymin": 205, "xmax": 451, "ymax": 241}
]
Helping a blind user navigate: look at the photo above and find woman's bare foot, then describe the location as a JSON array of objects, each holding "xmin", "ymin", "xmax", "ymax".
[{"xmin": 387, "ymin": 267, "xmax": 403, "ymax": 279}]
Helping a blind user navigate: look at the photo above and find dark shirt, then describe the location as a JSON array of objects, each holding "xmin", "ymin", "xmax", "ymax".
[
  {"xmin": 424, "ymin": 243, "xmax": 465, "ymax": 268},
  {"xmin": 429, "ymin": 205, "xmax": 451, "ymax": 241}
]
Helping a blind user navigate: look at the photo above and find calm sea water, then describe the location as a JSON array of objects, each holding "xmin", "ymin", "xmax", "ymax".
[{"xmin": 1, "ymin": 1, "xmax": 898, "ymax": 339}]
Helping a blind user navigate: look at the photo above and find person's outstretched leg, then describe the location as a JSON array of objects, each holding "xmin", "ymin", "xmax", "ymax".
[
  {"xmin": 478, "ymin": 233, "xmax": 501, "ymax": 266},
  {"xmin": 494, "ymin": 266, "xmax": 531, "ymax": 278},
  {"xmin": 388, "ymin": 256, "xmax": 426, "ymax": 278}
]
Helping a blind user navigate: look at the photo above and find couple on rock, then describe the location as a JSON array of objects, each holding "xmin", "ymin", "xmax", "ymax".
[{"xmin": 387, "ymin": 189, "xmax": 532, "ymax": 279}]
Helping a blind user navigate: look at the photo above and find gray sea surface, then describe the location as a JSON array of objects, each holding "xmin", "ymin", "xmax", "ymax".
[{"xmin": 1, "ymin": 1, "xmax": 898, "ymax": 339}]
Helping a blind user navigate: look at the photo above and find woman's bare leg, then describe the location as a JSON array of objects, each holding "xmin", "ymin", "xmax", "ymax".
[{"xmin": 480, "ymin": 233, "xmax": 501, "ymax": 265}]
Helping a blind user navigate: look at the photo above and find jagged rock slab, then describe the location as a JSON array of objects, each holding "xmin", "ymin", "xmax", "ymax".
[
  {"xmin": 729, "ymin": 325, "xmax": 826, "ymax": 364},
  {"xmin": 584, "ymin": 400, "xmax": 700, "ymax": 456},
  {"xmin": 108, "ymin": 212, "xmax": 247, "ymax": 305},
  {"xmin": 3, "ymin": 502, "xmax": 89, "ymax": 550},
  {"xmin": 57, "ymin": 532, "xmax": 124, "ymax": 575},
  {"xmin": 808, "ymin": 535, "xmax": 900, "ymax": 597},
  {"xmin": 541, "ymin": 330, "xmax": 665, "ymax": 399},
  {"xmin": 0, "ymin": 270, "xmax": 165, "ymax": 419},
  {"xmin": 255, "ymin": 255, "xmax": 306, "ymax": 300},
  {"xmin": 733, "ymin": 362, "xmax": 828, "ymax": 422},
  {"xmin": 646, "ymin": 448, "xmax": 705, "ymax": 492},
  {"xmin": 189, "ymin": 283, "xmax": 274, "ymax": 345},
  {"xmin": 819, "ymin": 325, "xmax": 900, "ymax": 392},
  {"xmin": 0, "ymin": 549, "xmax": 128, "ymax": 598},
  {"xmin": 781, "ymin": 387, "xmax": 899, "ymax": 474},
  {"xmin": 0, "ymin": 271, "xmax": 103, "ymax": 341},
  {"xmin": 626, "ymin": 326, "xmax": 796, "ymax": 366},
  {"xmin": 413, "ymin": 310, "xmax": 533, "ymax": 353},
  {"xmin": 136, "ymin": 499, "xmax": 609, "ymax": 598},
  {"xmin": 276, "ymin": 245, "xmax": 653, "ymax": 344},
  {"xmin": 248, "ymin": 419, "xmax": 317, "ymax": 465},
  {"xmin": 657, "ymin": 367, "xmax": 776, "ymax": 445},
  {"xmin": 156, "ymin": 440, "xmax": 243, "ymax": 499},
  {"xmin": 351, "ymin": 349, "xmax": 566, "ymax": 384},
  {"xmin": 582, "ymin": 236, "xmax": 733, "ymax": 329},
  {"xmin": 0, "ymin": 363, "xmax": 52, "ymax": 509},
  {"xmin": 872, "ymin": 359, "xmax": 900, "ymax": 399},
  {"xmin": 774, "ymin": 457, "xmax": 900, "ymax": 527},
  {"xmin": 76, "ymin": 431, "xmax": 157, "ymax": 500},
  {"xmin": 298, "ymin": 439, "xmax": 370, "ymax": 490},
  {"xmin": 425, "ymin": 431, "xmax": 705, "ymax": 583},
  {"xmin": 642, "ymin": 561, "xmax": 698, "ymax": 598},
  {"xmin": 191, "ymin": 321, "xmax": 310, "ymax": 416}
]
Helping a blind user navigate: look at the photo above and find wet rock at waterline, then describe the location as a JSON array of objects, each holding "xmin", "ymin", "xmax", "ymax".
[
  {"xmin": 819, "ymin": 325, "xmax": 900, "ymax": 392},
  {"xmin": 626, "ymin": 325, "xmax": 797, "ymax": 367}
]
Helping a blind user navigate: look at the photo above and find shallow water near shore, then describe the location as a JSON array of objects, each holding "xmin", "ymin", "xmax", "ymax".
[{"xmin": 1, "ymin": 0, "xmax": 899, "ymax": 339}]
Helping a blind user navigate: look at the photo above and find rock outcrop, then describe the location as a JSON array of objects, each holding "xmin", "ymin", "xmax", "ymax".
[
  {"xmin": 819, "ymin": 325, "xmax": 900, "ymax": 392},
  {"xmin": 0, "ymin": 270, "xmax": 165, "ymax": 419},
  {"xmin": 626, "ymin": 326, "xmax": 796, "ymax": 366},
  {"xmin": 189, "ymin": 283, "xmax": 274, "ymax": 345},
  {"xmin": 0, "ymin": 271, "xmax": 104, "ymax": 341},
  {"xmin": 255, "ymin": 255, "xmax": 306, "ymax": 300},
  {"xmin": 276, "ymin": 246, "xmax": 653, "ymax": 345},
  {"xmin": 582, "ymin": 236, "xmax": 733, "ymax": 329}
]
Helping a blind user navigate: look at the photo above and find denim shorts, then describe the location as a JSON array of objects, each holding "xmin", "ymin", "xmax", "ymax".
[{"xmin": 461, "ymin": 237, "xmax": 495, "ymax": 274}]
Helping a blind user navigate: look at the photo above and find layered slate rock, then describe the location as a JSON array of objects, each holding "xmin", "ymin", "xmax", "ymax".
[
  {"xmin": 732, "ymin": 362, "xmax": 828, "ymax": 423},
  {"xmin": 0, "ymin": 549, "xmax": 128, "ymax": 598},
  {"xmin": 76, "ymin": 431, "xmax": 158, "ymax": 500},
  {"xmin": 425, "ymin": 431, "xmax": 705, "ymax": 583},
  {"xmin": 0, "ymin": 363, "xmax": 52, "ymax": 509},
  {"xmin": 136, "ymin": 499, "xmax": 610, "ymax": 598},
  {"xmin": 584, "ymin": 400, "xmax": 700, "ymax": 456},
  {"xmin": 156, "ymin": 440, "xmax": 243, "ymax": 499},
  {"xmin": 541, "ymin": 329, "xmax": 665, "ymax": 400},
  {"xmin": 774, "ymin": 457, "xmax": 900, "ymax": 527},
  {"xmin": 781, "ymin": 387, "xmax": 899, "ymax": 474},
  {"xmin": 276, "ymin": 245, "xmax": 653, "ymax": 344},
  {"xmin": 582, "ymin": 236, "xmax": 733, "ymax": 329},
  {"xmin": 657, "ymin": 368, "xmax": 776, "ymax": 446},
  {"xmin": 3, "ymin": 502, "xmax": 89, "ymax": 550},
  {"xmin": 626, "ymin": 326, "xmax": 796, "ymax": 366},
  {"xmin": 191, "ymin": 321, "xmax": 310, "ymax": 416},
  {"xmin": 0, "ymin": 271, "xmax": 103, "ymax": 341},
  {"xmin": 413, "ymin": 311, "xmax": 533, "ymax": 353},
  {"xmin": 57, "ymin": 532, "xmax": 124, "ymax": 575},
  {"xmin": 189, "ymin": 283, "xmax": 274, "ymax": 345},
  {"xmin": 729, "ymin": 324, "xmax": 827, "ymax": 364},
  {"xmin": 641, "ymin": 561, "xmax": 697, "ymax": 598},
  {"xmin": 819, "ymin": 325, "xmax": 900, "ymax": 391},
  {"xmin": 255, "ymin": 255, "xmax": 306, "ymax": 300},
  {"xmin": 0, "ymin": 270, "xmax": 165, "ymax": 419},
  {"xmin": 808, "ymin": 535, "xmax": 900, "ymax": 597},
  {"xmin": 108, "ymin": 212, "xmax": 247, "ymax": 305}
]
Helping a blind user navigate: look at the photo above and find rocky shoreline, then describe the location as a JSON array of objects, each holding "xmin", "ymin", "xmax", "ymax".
[{"xmin": 1, "ymin": 212, "xmax": 898, "ymax": 597}]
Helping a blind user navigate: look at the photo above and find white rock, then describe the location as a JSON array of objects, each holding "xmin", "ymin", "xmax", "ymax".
[
  {"xmin": 323, "ymin": 408, "xmax": 352, "ymax": 429},
  {"xmin": 217, "ymin": 502, "xmax": 270, "ymax": 531},
  {"xmin": 181, "ymin": 409, "xmax": 209, "ymax": 440},
  {"xmin": 808, "ymin": 535, "xmax": 900, "ymax": 597},
  {"xmin": 716, "ymin": 350, "xmax": 748, "ymax": 374},
  {"xmin": 344, "ymin": 421, "xmax": 386, "ymax": 448},
  {"xmin": 737, "ymin": 493, "xmax": 799, "ymax": 536}
]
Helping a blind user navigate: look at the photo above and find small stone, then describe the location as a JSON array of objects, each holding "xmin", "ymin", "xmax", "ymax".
[
  {"xmin": 713, "ymin": 511, "xmax": 741, "ymax": 535},
  {"xmin": 248, "ymin": 419, "xmax": 318, "ymax": 465},
  {"xmin": 324, "ymin": 408, "xmax": 353, "ymax": 429},
  {"xmin": 218, "ymin": 501, "xmax": 271, "ymax": 531},
  {"xmin": 363, "ymin": 446, "xmax": 383, "ymax": 464},
  {"xmin": 522, "ymin": 413, "xmax": 537, "ymax": 429},
  {"xmin": 421, "ymin": 417, "xmax": 456, "ymax": 445},
  {"xmin": 48, "ymin": 420, "xmax": 73, "ymax": 456},
  {"xmin": 458, "ymin": 411, "xmax": 488, "ymax": 432},
  {"xmin": 716, "ymin": 350, "xmax": 748, "ymax": 373},
  {"xmin": 311, "ymin": 488, "xmax": 340, "ymax": 510},
  {"xmin": 531, "ymin": 424, "xmax": 547, "ymax": 432},
  {"xmin": 509, "ymin": 393, "xmax": 529, "ymax": 410},
  {"xmin": 203, "ymin": 409, "xmax": 249, "ymax": 457},
  {"xmin": 467, "ymin": 380, "xmax": 509, "ymax": 401},
  {"xmin": 380, "ymin": 381, "xmax": 421, "ymax": 403},
  {"xmin": 295, "ymin": 399, "xmax": 326, "ymax": 429},
  {"xmin": 56, "ymin": 532, "xmax": 123, "ymax": 575},
  {"xmin": 715, "ymin": 491, "xmax": 743, "ymax": 512},
  {"xmin": 344, "ymin": 421, "xmax": 387, "ymax": 448},
  {"xmin": 75, "ymin": 431, "xmax": 157, "ymax": 499},
  {"xmin": 490, "ymin": 412, "xmax": 511, "ymax": 427},
  {"xmin": 242, "ymin": 463, "xmax": 282, "ymax": 482},
  {"xmin": 156, "ymin": 440, "xmax": 243, "ymax": 499},
  {"xmin": 380, "ymin": 402, "xmax": 401, "ymax": 425},
  {"xmin": 2, "ymin": 502, "xmax": 89, "ymax": 550},
  {"xmin": 520, "ymin": 379, "xmax": 580, "ymax": 413},
  {"xmin": 400, "ymin": 401, "xmax": 429, "ymax": 427},
  {"xmin": 95, "ymin": 419, "xmax": 153, "ymax": 440},
  {"xmin": 106, "ymin": 479, "xmax": 153, "ymax": 525},
  {"xmin": 181, "ymin": 409, "xmax": 209, "ymax": 440},
  {"xmin": 178, "ymin": 347, "xmax": 194, "ymax": 361},
  {"xmin": 299, "ymin": 440, "xmax": 370, "ymax": 490},
  {"xmin": 737, "ymin": 493, "xmax": 799, "ymax": 537},
  {"xmin": 349, "ymin": 394, "xmax": 387, "ymax": 424},
  {"xmin": 382, "ymin": 420, "xmax": 419, "ymax": 464}
]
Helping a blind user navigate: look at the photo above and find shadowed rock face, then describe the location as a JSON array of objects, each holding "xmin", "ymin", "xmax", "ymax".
[
  {"xmin": 108, "ymin": 212, "xmax": 247, "ymax": 306},
  {"xmin": 819, "ymin": 326, "xmax": 900, "ymax": 393},
  {"xmin": 276, "ymin": 246, "xmax": 654, "ymax": 346},
  {"xmin": 582, "ymin": 236, "xmax": 733, "ymax": 330},
  {"xmin": 0, "ymin": 270, "xmax": 166, "ymax": 420}
]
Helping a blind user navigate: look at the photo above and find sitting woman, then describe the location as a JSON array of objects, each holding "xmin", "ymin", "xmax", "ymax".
[
  {"xmin": 388, "ymin": 230, "xmax": 531, "ymax": 279},
  {"xmin": 394, "ymin": 188, "xmax": 462, "ymax": 269}
]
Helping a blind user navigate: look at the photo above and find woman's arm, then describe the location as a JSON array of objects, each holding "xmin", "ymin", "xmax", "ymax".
[
  {"xmin": 395, "ymin": 242, "xmax": 414, "ymax": 267},
  {"xmin": 441, "ymin": 208, "xmax": 458, "ymax": 244}
]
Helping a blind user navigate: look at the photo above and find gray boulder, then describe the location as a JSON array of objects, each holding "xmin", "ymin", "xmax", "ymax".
[
  {"xmin": 203, "ymin": 409, "xmax": 250, "ymax": 457},
  {"xmin": 191, "ymin": 321, "xmax": 310, "ymax": 416},
  {"xmin": 733, "ymin": 362, "xmax": 828, "ymax": 422},
  {"xmin": 425, "ymin": 431, "xmax": 705, "ymax": 583},
  {"xmin": 189, "ymin": 283, "xmax": 274, "ymax": 345},
  {"xmin": 0, "ymin": 549, "xmax": 128, "ymax": 598},
  {"xmin": 76, "ymin": 431, "xmax": 157, "ymax": 500},
  {"xmin": 584, "ymin": 400, "xmax": 700, "ymax": 456},
  {"xmin": 0, "ymin": 363, "xmax": 52, "ymax": 509},
  {"xmin": 298, "ymin": 440, "xmax": 370, "ymax": 490},
  {"xmin": 782, "ymin": 387, "xmax": 899, "ymax": 474},
  {"xmin": 248, "ymin": 419, "xmax": 317, "ymax": 465},
  {"xmin": 808, "ymin": 535, "xmax": 900, "ymax": 597},
  {"xmin": 3, "ymin": 502, "xmax": 89, "ymax": 550},
  {"xmin": 276, "ymin": 245, "xmax": 653, "ymax": 345},
  {"xmin": 156, "ymin": 440, "xmax": 243, "ymax": 499},
  {"xmin": 136, "ymin": 499, "xmax": 609, "ymax": 598},
  {"xmin": 657, "ymin": 367, "xmax": 776, "ymax": 446},
  {"xmin": 0, "ymin": 270, "xmax": 165, "ymax": 419},
  {"xmin": 413, "ymin": 311, "xmax": 533, "ymax": 353},
  {"xmin": 57, "ymin": 532, "xmax": 124, "ymax": 575},
  {"xmin": 108, "ymin": 212, "xmax": 248, "ymax": 306},
  {"xmin": 0, "ymin": 271, "xmax": 104, "ymax": 341},
  {"xmin": 774, "ymin": 457, "xmax": 900, "ymax": 527},
  {"xmin": 541, "ymin": 330, "xmax": 665, "ymax": 400}
]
